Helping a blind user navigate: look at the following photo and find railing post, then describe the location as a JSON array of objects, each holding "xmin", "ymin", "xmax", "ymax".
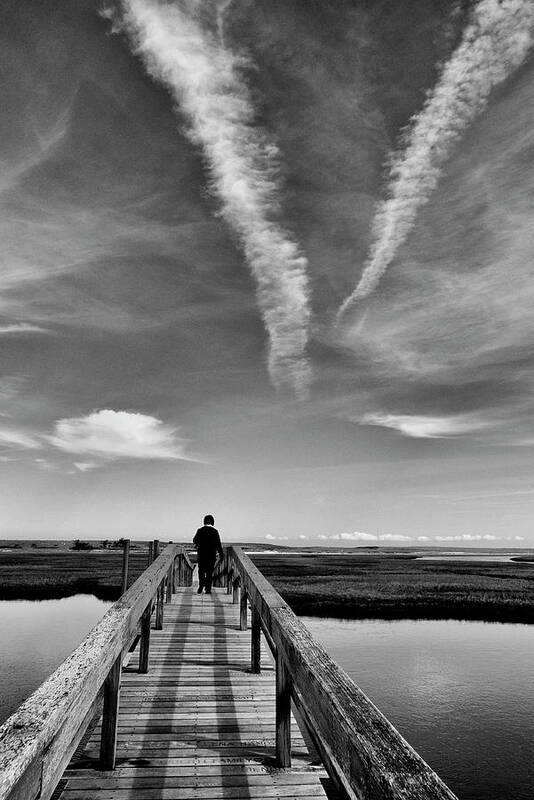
[
  {"xmin": 166, "ymin": 566, "xmax": 173, "ymax": 603},
  {"xmin": 251, "ymin": 606, "xmax": 261, "ymax": 673},
  {"xmin": 233, "ymin": 574, "xmax": 240, "ymax": 605},
  {"xmin": 155, "ymin": 580, "xmax": 164, "ymax": 629},
  {"xmin": 240, "ymin": 589, "xmax": 248, "ymax": 630},
  {"xmin": 148, "ymin": 540, "xmax": 154, "ymax": 566},
  {"xmin": 172, "ymin": 556, "xmax": 177, "ymax": 592},
  {"xmin": 121, "ymin": 539, "xmax": 130, "ymax": 594},
  {"xmin": 100, "ymin": 654, "xmax": 122, "ymax": 770},
  {"xmin": 227, "ymin": 558, "xmax": 233, "ymax": 595},
  {"xmin": 139, "ymin": 604, "xmax": 151, "ymax": 673},
  {"xmin": 276, "ymin": 651, "xmax": 292, "ymax": 767}
]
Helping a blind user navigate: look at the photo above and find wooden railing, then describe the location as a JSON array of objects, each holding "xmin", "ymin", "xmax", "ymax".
[
  {"xmin": 223, "ymin": 546, "xmax": 459, "ymax": 800},
  {"xmin": 0, "ymin": 543, "xmax": 194, "ymax": 800}
]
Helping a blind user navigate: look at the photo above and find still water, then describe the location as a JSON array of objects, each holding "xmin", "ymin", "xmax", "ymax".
[
  {"xmin": 0, "ymin": 598, "xmax": 532, "ymax": 799},
  {"xmin": 0, "ymin": 595, "xmax": 109, "ymax": 724},
  {"xmin": 303, "ymin": 616, "xmax": 534, "ymax": 800}
]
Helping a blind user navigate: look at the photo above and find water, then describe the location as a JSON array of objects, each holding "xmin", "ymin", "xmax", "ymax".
[
  {"xmin": 417, "ymin": 554, "xmax": 515, "ymax": 562},
  {"xmin": 0, "ymin": 597, "xmax": 531, "ymax": 799},
  {"xmin": 302, "ymin": 616, "xmax": 534, "ymax": 800},
  {"xmin": 0, "ymin": 595, "xmax": 109, "ymax": 724}
]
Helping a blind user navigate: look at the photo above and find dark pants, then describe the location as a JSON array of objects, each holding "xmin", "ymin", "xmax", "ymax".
[{"xmin": 198, "ymin": 553, "xmax": 216, "ymax": 592}]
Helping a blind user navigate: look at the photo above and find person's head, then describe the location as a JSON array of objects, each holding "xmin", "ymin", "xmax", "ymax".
[{"xmin": 203, "ymin": 514, "xmax": 214, "ymax": 526}]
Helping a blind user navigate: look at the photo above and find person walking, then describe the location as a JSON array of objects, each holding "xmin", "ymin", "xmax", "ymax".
[{"xmin": 193, "ymin": 514, "xmax": 224, "ymax": 594}]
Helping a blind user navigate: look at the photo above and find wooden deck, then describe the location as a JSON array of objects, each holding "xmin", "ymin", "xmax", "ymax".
[{"xmin": 57, "ymin": 587, "xmax": 331, "ymax": 800}]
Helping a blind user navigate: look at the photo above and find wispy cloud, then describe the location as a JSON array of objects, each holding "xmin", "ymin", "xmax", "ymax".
[
  {"xmin": 0, "ymin": 323, "xmax": 49, "ymax": 335},
  {"xmin": 0, "ymin": 428, "xmax": 41, "ymax": 450},
  {"xmin": 339, "ymin": 0, "xmax": 534, "ymax": 313},
  {"xmin": 361, "ymin": 412, "xmax": 491, "ymax": 439},
  {"xmin": 115, "ymin": 0, "xmax": 312, "ymax": 396},
  {"xmin": 48, "ymin": 409, "xmax": 192, "ymax": 464}
]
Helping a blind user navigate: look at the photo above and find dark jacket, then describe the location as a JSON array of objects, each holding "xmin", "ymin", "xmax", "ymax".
[{"xmin": 193, "ymin": 525, "xmax": 224, "ymax": 560}]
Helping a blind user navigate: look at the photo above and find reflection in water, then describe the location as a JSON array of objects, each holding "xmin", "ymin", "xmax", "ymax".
[
  {"xmin": 0, "ymin": 594, "xmax": 109, "ymax": 724},
  {"xmin": 302, "ymin": 617, "xmax": 534, "ymax": 800}
]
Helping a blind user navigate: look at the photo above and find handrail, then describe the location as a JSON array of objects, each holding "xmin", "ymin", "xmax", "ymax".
[
  {"xmin": 0, "ymin": 543, "xmax": 194, "ymax": 800},
  {"xmin": 226, "ymin": 546, "xmax": 458, "ymax": 800}
]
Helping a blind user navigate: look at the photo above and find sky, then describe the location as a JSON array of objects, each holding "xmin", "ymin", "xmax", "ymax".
[{"xmin": 2, "ymin": 0, "xmax": 534, "ymax": 546}]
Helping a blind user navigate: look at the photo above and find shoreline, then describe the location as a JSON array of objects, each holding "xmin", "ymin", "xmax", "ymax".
[
  {"xmin": 1, "ymin": 584, "xmax": 533, "ymax": 625},
  {"xmin": 1, "ymin": 550, "xmax": 534, "ymax": 625}
]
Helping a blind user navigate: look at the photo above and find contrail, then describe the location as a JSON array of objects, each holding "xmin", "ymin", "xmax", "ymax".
[
  {"xmin": 115, "ymin": 0, "xmax": 312, "ymax": 397},
  {"xmin": 338, "ymin": 0, "xmax": 534, "ymax": 318}
]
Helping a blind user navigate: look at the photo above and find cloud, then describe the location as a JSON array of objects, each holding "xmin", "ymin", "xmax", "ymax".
[
  {"xmin": 417, "ymin": 536, "xmax": 430, "ymax": 541},
  {"xmin": 0, "ymin": 323, "xmax": 49, "ymax": 335},
  {"xmin": 298, "ymin": 534, "xmax": 308, "ymax": 539},
  {"xmin": 361, "ymin": 412, "xmax": 491, "ymax": 439},
  {"xmin": 73, "ymin": 461, "xmax": 100, "ymax": 473},
  {"xmin": 339, "ymin": 0, "xmax": 534, "ymax": 312},
  {"xmin": 265, "ymin": 534, "xmax": 289, "ymax": 541},
  {"xmin": 116, "ymin": 0, "xmax": 311, "ymax": 396},
  {"xmin": 332, "ymin": 531, "xmax": 378, "ymax": 541},
  {"xmin": 0, "ymin": 428, "xmax": 41, "ymax": 450},
  {"xmin": 434, "ymin": 534, "xmax": 501, "ymax": 542},
  {"xmin": 327, "ymin": 531, "xmax": 412, "ymax": 542},
  {"xmin": 48, "ymin": 409, "xmax": 191, "ymax": 463}
]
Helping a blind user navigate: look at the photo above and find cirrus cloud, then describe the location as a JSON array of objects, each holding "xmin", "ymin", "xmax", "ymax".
[
  {"xmin": 361, "ymin": 412, "xmax": 492, "ymax": 439},
  {"xmin": 339, "ymin": 0, "xmax": 534, "ymax": 312}
]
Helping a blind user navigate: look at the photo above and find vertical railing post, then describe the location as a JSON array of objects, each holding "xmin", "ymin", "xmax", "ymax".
[
  {"xmin": 240, "ymin": 589, "xmax": 248, "ymax": 630},
  {"xmin": 121, "ymin": 539, "xmax": 130, "ymax": 595},
  {"xmin": 139, "ymin": 603, "xmax": 151, "ymax": 673},
  {"xmin": 275, "ymin": 650, "xmax": 292, "ymax": 767},
  {"xmin": 148, "ymin": 540, "xmax": 154, "ymax": 566},
  {"xmin": 172, "ymin": 556, "xmax": 177, "ymax": 592},
  {"xmin": 100, "ymin": 654, "xmax": 122, "ymax": 770},
  {"xmin": 233, "ymin": 574, "xmax": 240, "ymax": 605},
  {"xmin": 251, "ymin": 606, "xmax": 261, "ymax": 673},
  {"xmin": 155, "ymin": 580, "xmax": 164, "ymax": 629},
  {"xmin": 166, "ymin": 566, "xmax": 173, "ymax": 603},
  {"xmin": 227, "ymin": 557, "xmax": 233, "ymax": 595}
]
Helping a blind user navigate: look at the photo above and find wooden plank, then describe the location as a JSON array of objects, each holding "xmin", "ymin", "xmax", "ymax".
[
  {"xmin": 0, "ymin": 544, "xmax": 183, "ymax": 800},
  {"xmin": 230, "ymin": 547, "xmax": 459, "ymax": 800},
  {"xmin": 120, "ymin": 540, "xmax": 130, "ymax": 594},
  {"xmin": 55, "ymin": 586, "xmax": 327, "ymax": 800},
  {"xmin": 99, "ymin": 655, "xmax": 121, "ymax": 770}
]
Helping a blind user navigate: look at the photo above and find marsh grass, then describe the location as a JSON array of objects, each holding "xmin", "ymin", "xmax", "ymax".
[
  {"xmin": 0, "ymin": 550, "xmax": 149, "ymax": 600},
  {"xmin": 251, "ymin": 554, "xmax": 534, "ymax": 622}
]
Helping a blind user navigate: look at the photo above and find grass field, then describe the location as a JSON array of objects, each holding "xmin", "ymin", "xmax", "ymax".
[
  {"xmin": 0, "ymin": 550, "xmax": 151, "ymax": 600},
  {"xmin": 1, "ymin": 547, "xmax": 534, "ymax": 622},
  {"xmin": 250, "ymin": 553, "xmax": 534, "ymax": 623}
]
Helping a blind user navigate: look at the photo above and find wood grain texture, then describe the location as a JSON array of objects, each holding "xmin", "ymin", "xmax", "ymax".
[
  {"xmin": 99, "ymin": 656, "xmax": 122, "ymax": 770},
  {"xmin": 56, "ymin": 588, "xmax": 326, "ymax": 800},
  {"xmin": 0, "ymin": 544, "xmax": 186, "ymax": 800},
  {"xmin": 229, "ymin": 547, "xmax": 459, "ymax": 800}
]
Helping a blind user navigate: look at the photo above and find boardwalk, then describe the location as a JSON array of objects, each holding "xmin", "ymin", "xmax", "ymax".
[{"xmin": 57, "ymin": 587, "xmax": 331, "ymax": 800}]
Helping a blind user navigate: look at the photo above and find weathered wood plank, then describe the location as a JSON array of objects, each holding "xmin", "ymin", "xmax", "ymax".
[
  {"xmin": 0, "ymin": 544, "xmax": 185, "ymax": 800},
  {"xmin": 230, "ymin": 547, "xmax": 459, "ymax": 800},
  {"xmin": 56, "ymin": 586, "xmax": 326, "ymax": 800},
  {"xmin": 99, "ymin": 655, "xmax": 122, "ymax": 770}
]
